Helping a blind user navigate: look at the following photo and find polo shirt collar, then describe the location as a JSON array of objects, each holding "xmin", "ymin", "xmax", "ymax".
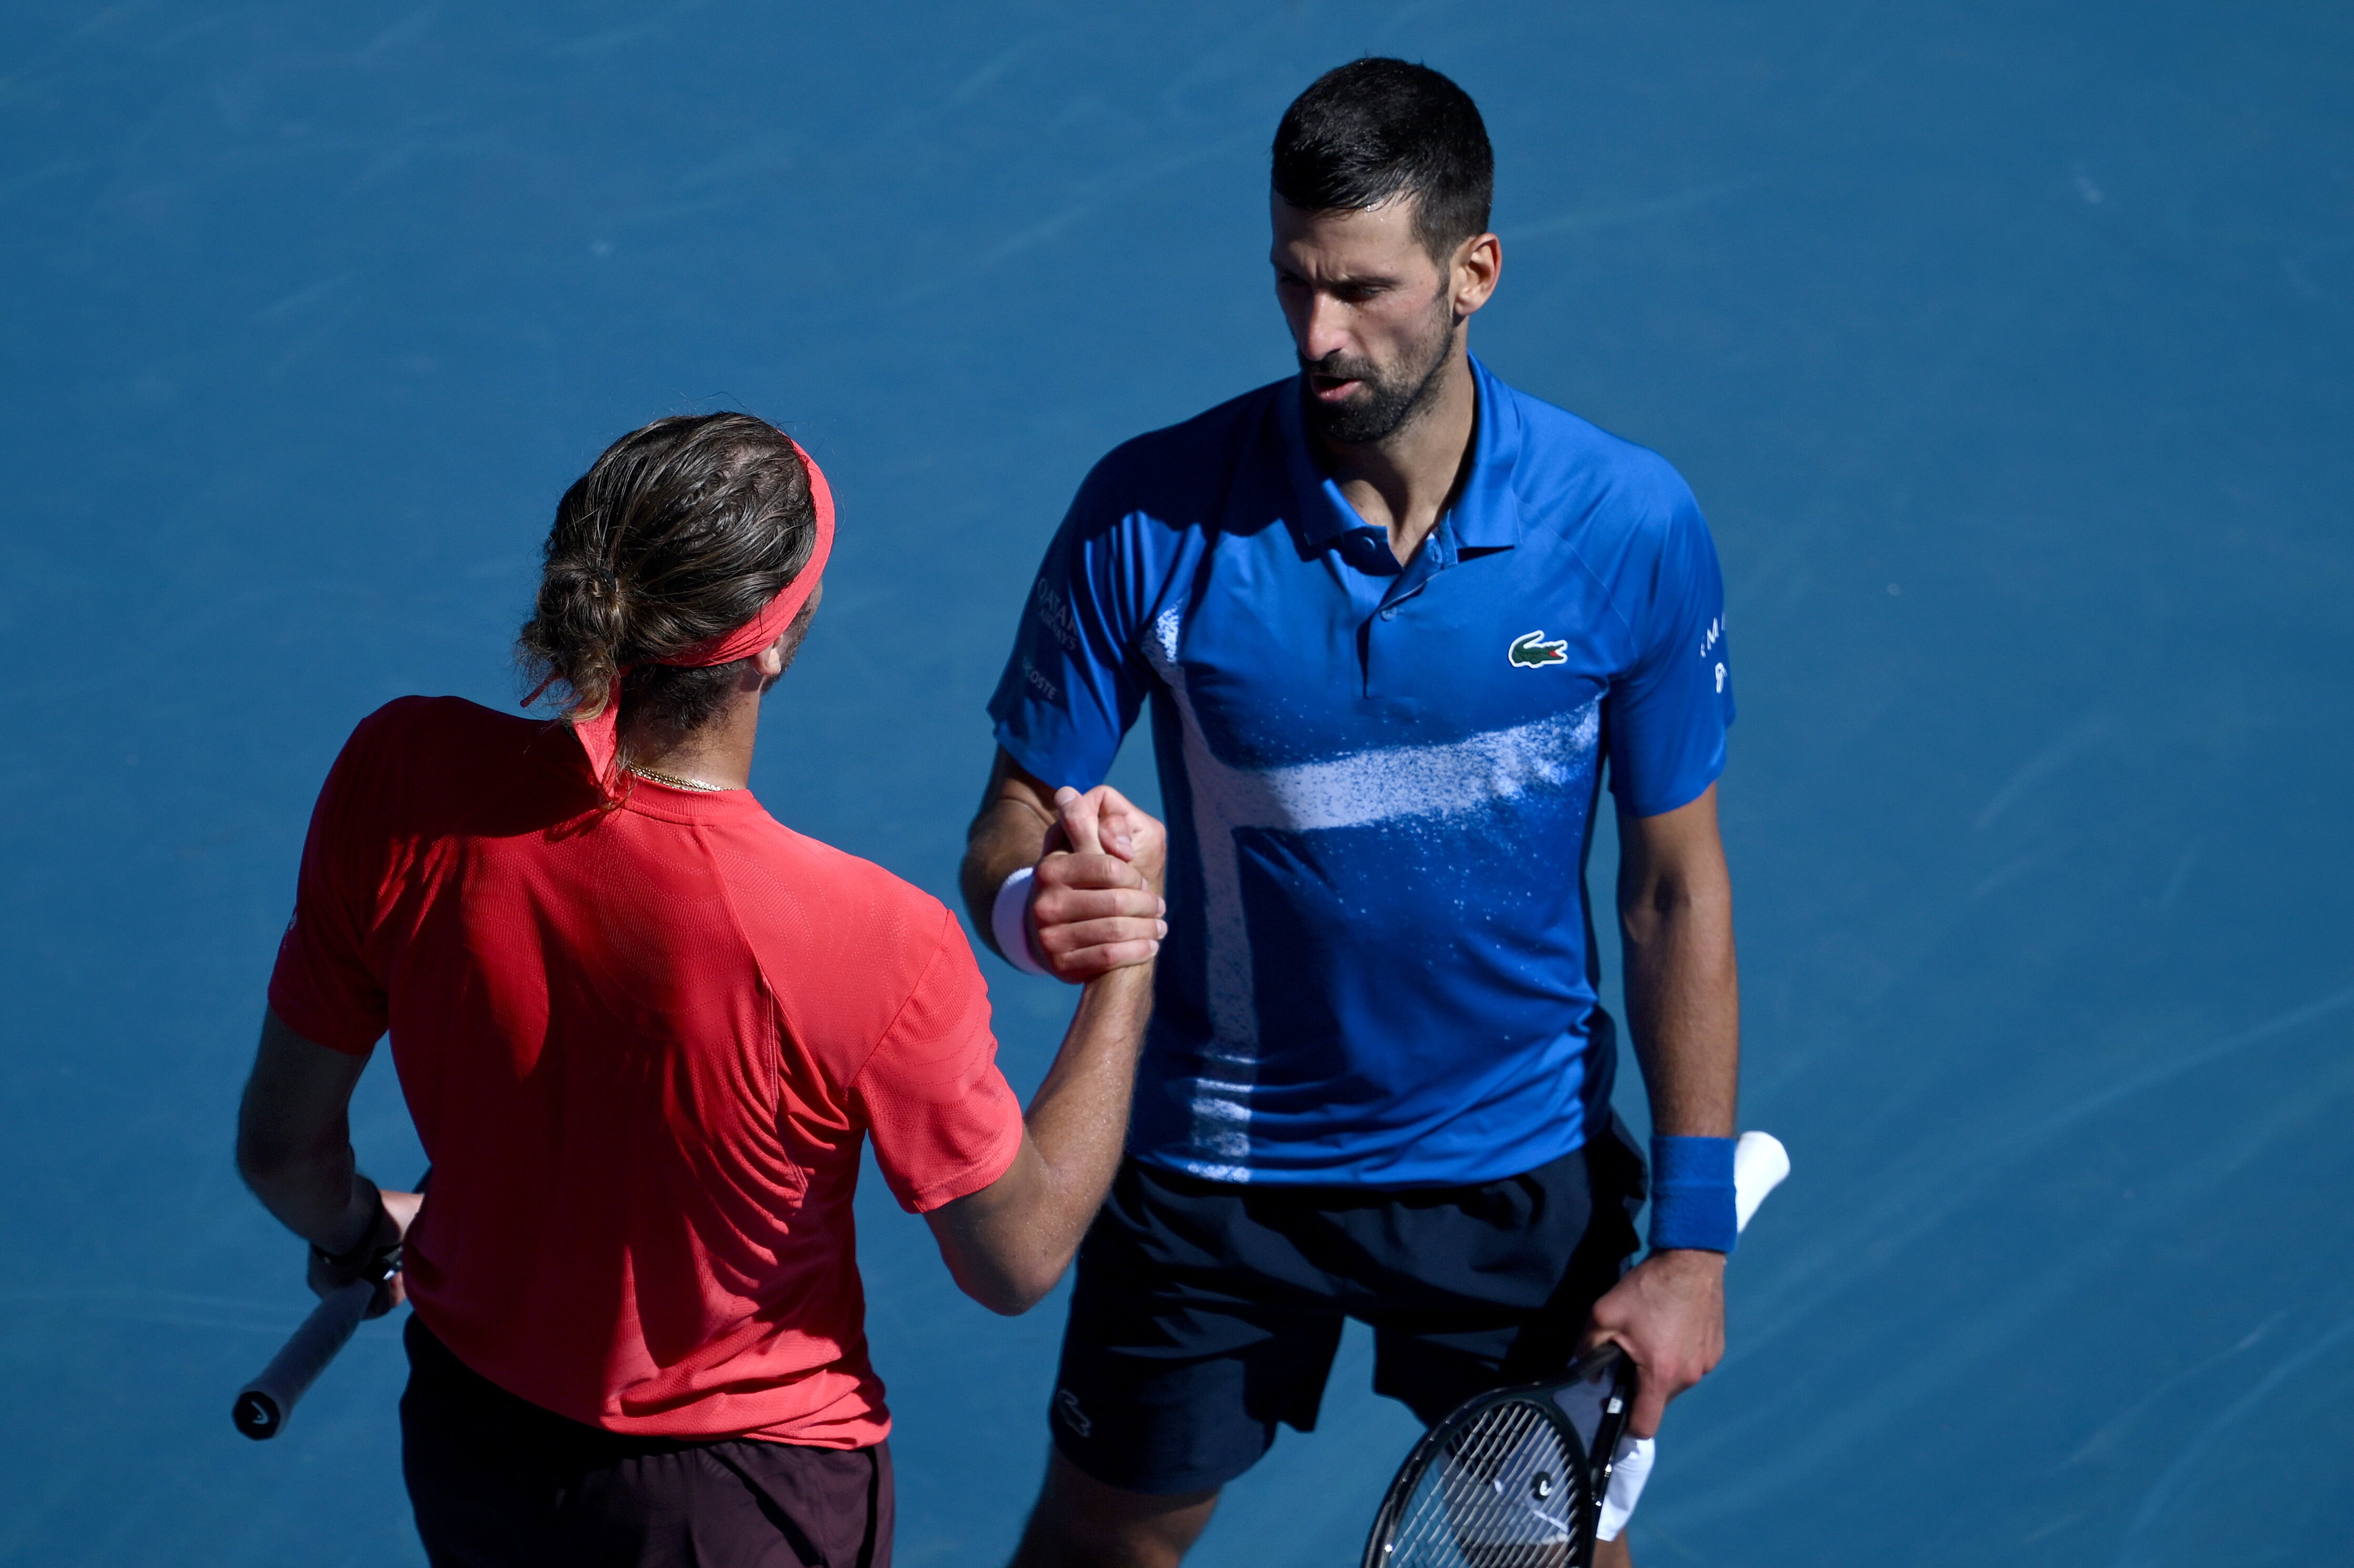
[
  {"xmin": 1453, "ymin": 356, "xmax": 1525, "ymax": 551},
  {"xmin": 1274, "ymin": 353, "xmax": 1526, "ymax": 555}
]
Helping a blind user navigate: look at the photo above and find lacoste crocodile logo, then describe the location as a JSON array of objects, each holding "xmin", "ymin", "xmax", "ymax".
[{"xmin": 1508, "ymin": 630, "xmax": 1568, "ymax": 668}]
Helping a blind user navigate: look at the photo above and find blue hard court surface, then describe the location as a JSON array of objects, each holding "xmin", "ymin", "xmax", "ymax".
[{"xmin": 2, "ymin": 5, "xmax": 2350, "ymax": 1565}]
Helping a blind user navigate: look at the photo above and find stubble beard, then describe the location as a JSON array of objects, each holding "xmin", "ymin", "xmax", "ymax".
[{"xmin": 1298, "ymin": 303, "xmax": 1460, "ymax": 448}]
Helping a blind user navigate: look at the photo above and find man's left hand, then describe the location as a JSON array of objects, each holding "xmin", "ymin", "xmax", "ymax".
[{"xmin": 1582, "ymin": 1247, "xmax": 1725, "ymax": 1438}]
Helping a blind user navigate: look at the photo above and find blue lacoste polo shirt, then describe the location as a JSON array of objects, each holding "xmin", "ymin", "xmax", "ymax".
[{"xmin": 989, "ymin": 357, "xmax": 1733, "ymax": 1188}]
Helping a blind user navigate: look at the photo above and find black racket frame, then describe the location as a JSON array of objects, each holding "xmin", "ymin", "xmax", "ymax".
[{"xmin": 1359, "ymin": 1342, "xmax": 1637, "ymax": 1568}]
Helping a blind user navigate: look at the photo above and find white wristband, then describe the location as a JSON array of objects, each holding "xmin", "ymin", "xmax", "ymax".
[{"xmin": 990, "ymin": 865, "xmax": 1054, "ymax": 977}]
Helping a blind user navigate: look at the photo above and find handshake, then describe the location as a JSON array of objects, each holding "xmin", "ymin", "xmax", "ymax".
[{"xmin": 983, "ymin": 781, "xmax": 1170, "ymax": 984}]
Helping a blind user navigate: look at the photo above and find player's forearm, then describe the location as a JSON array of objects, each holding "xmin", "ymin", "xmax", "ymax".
[
  {"xmin": 931, "ymin": 961, "xmax": 1153, "ymax": 1313},
  {"xmin": 237, "ymin": 1120, "xmax": 379, "ymax": 1255},
  {"xmin": 960, "ymin": 749, "xmax": 1058, "ymax": 956},
  {"xmin": 1022, "ymin": 958, "xmax": 1153, "ymax": 1210},
  {"xmin": 235, "ymin": 1012, "xmax": 382, "ymax": 1253},
  {"xmin": 1617, "ymin": 818, "xmax": 1739, "ymax": 1138},
  {"xmin": 1620, "ymin": 910, "xmax": 1738, "ymax": 1135},
  {"xmin": 961, "ymin": 800, "xmax": 1052, "ymax": 957}
]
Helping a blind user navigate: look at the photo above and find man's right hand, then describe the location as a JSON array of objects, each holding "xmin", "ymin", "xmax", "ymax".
[
  {"xmin": 1030, "ymin": 785, "xmax": 1166, "ymax": 982},
  {"xmin": 1581, "ymin": 1245, "xmax": 1726, "ymax": 1438},
  {"xmin": 304, "ymin": 1185, "xmax": 424, "ymax": 1318},
  {"xmin": 930, "ymin": 782, "xmax": 1163, "ymax": 1315}
]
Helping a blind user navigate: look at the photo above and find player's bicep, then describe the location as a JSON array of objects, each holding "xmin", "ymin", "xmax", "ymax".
[{"xmin": 1617, "ymin": 785, "xmax": 1724, "ymax": 871}]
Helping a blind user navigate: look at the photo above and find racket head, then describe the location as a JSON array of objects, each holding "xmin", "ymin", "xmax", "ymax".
[{"xmin": 1361, "ymin": 1384, "xmax": 1596, "ymax": 1568}]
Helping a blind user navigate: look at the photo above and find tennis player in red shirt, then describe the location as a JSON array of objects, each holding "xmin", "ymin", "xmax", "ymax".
[{"xmin": 235, "ymin": 412, "xmax": 1168, "ymax": 1566}]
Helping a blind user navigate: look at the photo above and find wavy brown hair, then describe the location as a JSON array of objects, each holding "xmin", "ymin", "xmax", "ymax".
[{"xmin": 518, "ymin": 413, "xmax": 819, "ymax": 744}]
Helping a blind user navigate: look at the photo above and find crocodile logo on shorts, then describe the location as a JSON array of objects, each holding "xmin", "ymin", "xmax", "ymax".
[{"xmin": 1508, "ymin": 630, "xmax": 1568, "ymax": 668}]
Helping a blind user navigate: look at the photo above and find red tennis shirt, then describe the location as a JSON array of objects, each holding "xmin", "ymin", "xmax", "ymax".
[{"xmin": 268, "ymin": 696, "xmax": 1024, "ymax": 1447}]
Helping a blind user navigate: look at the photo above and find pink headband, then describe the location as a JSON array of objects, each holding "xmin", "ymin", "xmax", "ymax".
[{"xmin": 551, "ymin": 435, "xmax": 835, "ymax": 793}]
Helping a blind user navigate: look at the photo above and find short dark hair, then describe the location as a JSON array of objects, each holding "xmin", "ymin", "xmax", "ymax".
[
  {"xmin": 1271, "ymin": 58, "xmax": 1493, "ymax": 259},
  {"xmin": 519, "ymin": 412, "xmax": 819, "ymax": 742}
]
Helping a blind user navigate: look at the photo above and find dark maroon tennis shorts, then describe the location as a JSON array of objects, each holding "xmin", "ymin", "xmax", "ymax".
[{"xmin": 400, "ymin": 1316, "xmax": 893, "ymax": 1568}]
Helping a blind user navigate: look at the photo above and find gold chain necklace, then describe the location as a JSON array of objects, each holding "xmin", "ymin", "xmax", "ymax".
[{"xmin": 625, "ymin": 762, "xmax": 728, "ymax": 792}]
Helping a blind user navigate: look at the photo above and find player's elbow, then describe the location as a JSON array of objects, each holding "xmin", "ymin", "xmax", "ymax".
[
  {"xmin": 233, "ymin": 1121, "xmax": 298, "ymax": 1188},
  {"xmin": 962, "ymin": 1282, "xmax": 1040, "ymax": 1317},
  {"xmin": 926, "ymin": 1154, "xmax": 1076, "ymax": 1314},
  {"xmin": 233, "ymin": 1113, "xmax": 344, "ymax": 1201},
  {"xmin": 1617, "ymin": 864, "xmax": 1730, "ymax": 943},
  {"xmin": 948, "ymin": 1252, "xmax": 1065, "ymax": 1316},
  {"xmin": 234, "ymin": 1139, "xmax": 308, "ymax": 1204}
]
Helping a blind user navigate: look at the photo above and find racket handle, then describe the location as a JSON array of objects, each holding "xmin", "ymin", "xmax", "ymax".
[{"xmin": 231, "ymin": 1278, "xmax": 376, "ymax": 1440}]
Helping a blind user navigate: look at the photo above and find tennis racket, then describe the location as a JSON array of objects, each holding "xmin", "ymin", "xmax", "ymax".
[
  {"xmin": 232, "ymin": 1173, "xmax": 425, "ymax": 1441},
  {"xmin": 1359, "ymin": 1131, "xmax": 1790, "ymax": 1567}
]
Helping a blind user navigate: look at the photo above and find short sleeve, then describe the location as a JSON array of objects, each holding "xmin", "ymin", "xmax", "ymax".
[
  {"xmin": 266, "ymin": 708, "xmax": 398, "ymax": 1055},
  {"xmin": 851, "ymin": 909, "xmax": 1025, "ymax": 1214},
  {"xmin": 986, "ymin": 461, "xmax": 1152, "ymax": 791},
  {"xmin": 1603, "ymin": 490, "xmax": 1736, "ymax": 818}
]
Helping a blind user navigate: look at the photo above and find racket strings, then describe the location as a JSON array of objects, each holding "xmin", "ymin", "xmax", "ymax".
[{"xmin": 1385, "ymin": 1398, "xmax": 1586, "ymax": 1567}]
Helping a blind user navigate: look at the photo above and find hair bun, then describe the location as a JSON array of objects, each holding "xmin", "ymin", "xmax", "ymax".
[{"xmin": 517, "ymin": 412, "xmax": 820, "ymax": 751}]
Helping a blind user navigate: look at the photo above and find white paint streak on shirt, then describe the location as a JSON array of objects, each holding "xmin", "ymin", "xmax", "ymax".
[{"xmin": 1144, "ymin": 610, "xmax": 1601, "ymax": 1178}]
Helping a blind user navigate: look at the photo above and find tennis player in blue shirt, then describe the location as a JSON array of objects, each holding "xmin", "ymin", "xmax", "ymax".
[{"xmin": 962, "ymin": 59, "xmax": 1741, "ymax": 1568}]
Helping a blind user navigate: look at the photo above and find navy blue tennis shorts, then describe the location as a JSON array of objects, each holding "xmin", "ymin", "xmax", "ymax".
[{"xmin": 1046, "ymin": 1117, "xmax": 1647, "ymax": 1495}]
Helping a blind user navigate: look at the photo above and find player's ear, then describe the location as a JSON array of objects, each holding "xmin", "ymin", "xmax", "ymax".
[
  {"xmin": 1453, "ymin": 232, "xmax": 1500, "ymax": 318},
  {"xmin": 756, "ymin": 580, "xmax": 822, "ymax": 685}
]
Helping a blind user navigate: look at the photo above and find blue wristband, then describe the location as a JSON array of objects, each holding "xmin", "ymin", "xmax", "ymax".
[{"xmin": 1649, "ymin": 1135, "xmax": 1739, "ymax": 1254}]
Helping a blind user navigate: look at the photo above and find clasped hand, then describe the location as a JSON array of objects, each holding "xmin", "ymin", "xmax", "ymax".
[{"xmin": 1027, "ymin": 785, "xmax": 1168, "ymax": 982}]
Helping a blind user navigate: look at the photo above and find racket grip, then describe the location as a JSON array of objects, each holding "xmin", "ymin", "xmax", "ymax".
[{"xmin": 231, "ymin": 1278, "xmax": 376, "ymax": 1440}]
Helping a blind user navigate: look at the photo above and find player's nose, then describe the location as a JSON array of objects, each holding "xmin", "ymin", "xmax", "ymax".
[{"xmin": 1299, "ymin": 292, "xmax": 1354, "ymax": 362}]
